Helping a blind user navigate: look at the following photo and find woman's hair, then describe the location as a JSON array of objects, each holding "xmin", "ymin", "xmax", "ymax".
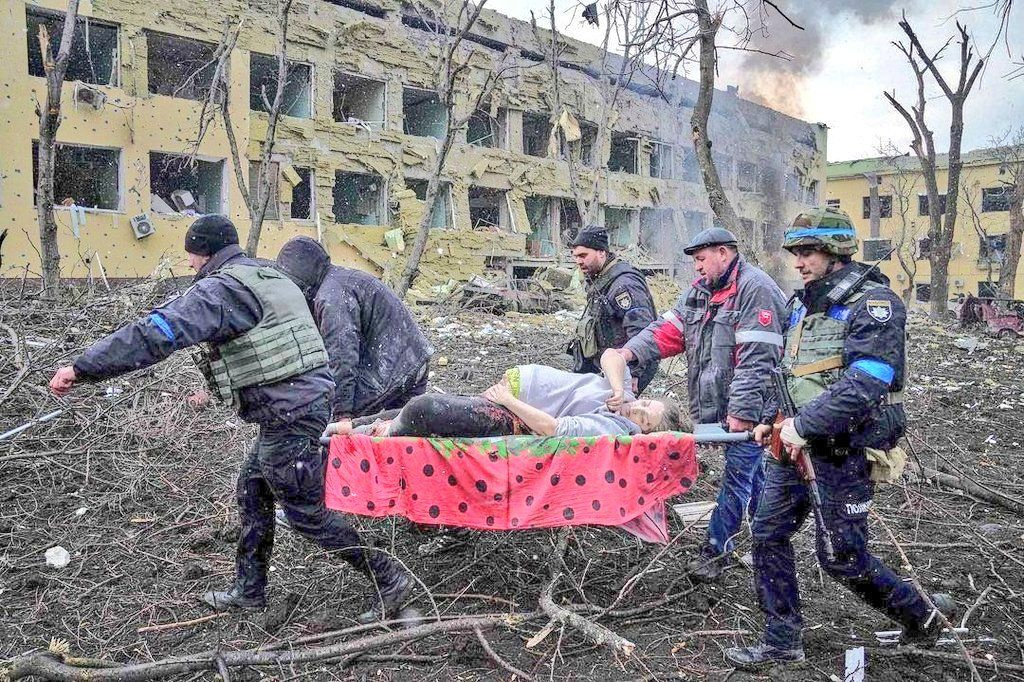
[{"xmin": 651, "ymin": 398, "xmax": 685, "ymax": 433}]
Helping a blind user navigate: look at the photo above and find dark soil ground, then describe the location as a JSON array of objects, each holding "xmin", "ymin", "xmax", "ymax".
[{"xmin": 2, "ymin": 283, "xmax": 1023, "ymax": 681}]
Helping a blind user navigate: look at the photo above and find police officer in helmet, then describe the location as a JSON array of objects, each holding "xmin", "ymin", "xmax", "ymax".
[{"xmin": 725, "ymin": 207, "xmax": 956, "ymax": 668}]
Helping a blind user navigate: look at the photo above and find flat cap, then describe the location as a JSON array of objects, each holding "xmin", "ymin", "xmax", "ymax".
[{"xmin": 683, "ymin": 227, "xmax": 738, "ymax": 255}]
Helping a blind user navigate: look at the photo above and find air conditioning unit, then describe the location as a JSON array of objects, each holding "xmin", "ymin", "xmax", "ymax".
[
  {"xmin": 896, "ymin": 273, "xmax": 905, "ymax": 282},
  {"xmin": 74, "ymin": 82, "xmax": 107, "ymax": 110},
  {"xmin": 953, "ymin": 278, "xmax": 965, "ymax": 288},
  {"xmin": 130, "ymin": 213, "xmax": 155, "ymax": 240}
]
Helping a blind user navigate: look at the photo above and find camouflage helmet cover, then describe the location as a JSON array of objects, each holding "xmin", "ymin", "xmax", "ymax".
[{"xmin": 783, "ymin": 206, "xmax": 859, "ymax": 256}]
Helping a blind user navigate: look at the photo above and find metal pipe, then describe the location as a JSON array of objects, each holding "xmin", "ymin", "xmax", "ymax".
[{"xmin": 0, "ymin": 409, "xmax": 64, "ymax": 442}]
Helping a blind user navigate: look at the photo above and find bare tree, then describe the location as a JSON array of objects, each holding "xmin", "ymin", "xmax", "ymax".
[
  {"xmin": 878, "ymin": 150, "xmax": 923, "ymax": 304},
  {"xmin": 190, "ymin": 0, "xmax": 295, "ymax": 257},
  {"xmin": 959, "ymin": 173, "xmax": 1001, "ymax": 295},
  {"xmin": 34, "ymin": 0, "xmax": 81, "ymax": 292},
  {"xmin": 395, "ymin": 0, "xmax": 519, "ymax": 298},
  {"xmin": 884, "ymin": 15, "xmax": 984, "ymax": 317},
  {"xmin": 995, "ymin": 130, "xmax": 1024, "ymax": 297}
]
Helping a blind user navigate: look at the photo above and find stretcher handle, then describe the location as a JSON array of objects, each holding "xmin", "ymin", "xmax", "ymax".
[{"xmin": 319, "ymin": 430, "xmax": 755, "ymax": 446}]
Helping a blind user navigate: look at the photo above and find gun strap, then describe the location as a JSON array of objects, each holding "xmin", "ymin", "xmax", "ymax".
[{"xmin": 791, "ymin": 355, "xmax": 843, "ymax": 377}]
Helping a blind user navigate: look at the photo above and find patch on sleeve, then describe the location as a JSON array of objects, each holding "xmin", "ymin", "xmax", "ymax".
[
  {"xmin": 615, "ymin": 291, "xmax": 633, "ymax": 310},
  {"xmin": 866, "ymin": 299, "xmax": 892, "ymax": 322},
  {"xmin": 757, "ymin": 309, "xmax": 773, "ymax": 327}
]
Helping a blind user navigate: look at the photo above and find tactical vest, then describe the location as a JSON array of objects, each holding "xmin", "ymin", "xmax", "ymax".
[
  {"xmin": 204, "ymin": 265, "xmax": 328, "ymax": 406},
  {"xmin": 782, "ymin": 280, "xmax": 904, "ymax": 408},
  {"xmin": 574, "ymin": 259, "xmax": 633, "ymax": 358}
]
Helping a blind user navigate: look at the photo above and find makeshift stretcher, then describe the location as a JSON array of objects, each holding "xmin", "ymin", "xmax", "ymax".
[{"xmin": 322, "ymin": 429, "xmax": 751, "ymax": 544}]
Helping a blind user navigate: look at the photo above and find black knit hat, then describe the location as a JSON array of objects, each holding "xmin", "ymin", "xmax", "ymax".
[
  {"xmin": 184, "ymin": 214, "xmax": 239, "ymax": 256},
  {"xmin": 570, "ymin": 225, "xmax": 610, "ymax": 252}
]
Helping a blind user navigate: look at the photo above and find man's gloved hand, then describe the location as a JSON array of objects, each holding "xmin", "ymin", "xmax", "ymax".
[{"xmin": 779, "ymin": 418, "xmax": 806, "ymax": 450}]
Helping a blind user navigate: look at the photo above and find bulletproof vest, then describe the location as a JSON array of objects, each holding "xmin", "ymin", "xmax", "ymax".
[
  {"xmin": 574, "ymin": 259, "xmax": 634, "ymax": 358},
  {"xmin": 204, "ymin": 265, "xmax": 328, "ymax": 406},
  {"xmin": 782, "ymin": 279, "xmax": 903, "ymax": 408}
]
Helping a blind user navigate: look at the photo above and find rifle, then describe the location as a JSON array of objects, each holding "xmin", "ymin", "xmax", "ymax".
[
  {"xmin": 770, "ymin": 367, "xmax": 835, "ymax": 562},
  {"xmin": 825, "ymin": 245, "xmax": 897, "ymax": 306}
]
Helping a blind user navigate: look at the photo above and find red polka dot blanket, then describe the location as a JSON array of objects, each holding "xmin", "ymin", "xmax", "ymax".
[{"xmin": 324, "ymin": 433, "xmax": 698, "ymax": 544}]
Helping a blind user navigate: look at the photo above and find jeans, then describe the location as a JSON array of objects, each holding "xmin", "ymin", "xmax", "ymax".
[
  {"xmin": 751, "ymin": 449, "xmax": 930, "ymax": 649},
  {"xmin": 705, "ymin": 439, "xmax": 766, "ymax": 555},
  {"xmin": 235, "ymin": 398, "xmax": 367, "ymax": 597}
]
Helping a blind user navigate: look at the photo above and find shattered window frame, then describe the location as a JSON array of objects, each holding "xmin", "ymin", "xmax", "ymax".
[
  {"xmin": 737, "ymin": 161, "xmax": 758, "ymax": 192},
  {"xmin": 402, "ymin": 86, "xmax": 447, "ymax": 139},
  {"xmin": 522, "ymin": 112, "xmax": 552, "ymax": 158},
  {"xmin": 248, "ymin": 161, "xmax": 314, "ymax": 221},
  {"xmin": 467, "ymin": 109, "xmax": 500, "ymax": 148},
  {"xmin": 639, "ymin": 207, "xmax": 675, "ymax": 257},
  {"xmin": 917, "ymin": 193, "xmax": 947, "ymax": 216},
  {"xmin": 861, "ymin": 195, "xmax": 893, "ymax": 219},
  {"xmin": 148, "ymin": 151, "xmax": 226, "ymax": 215},
  {"xmin": 862, "ymin": 237, "xmax": 893, "ymax": 261},
  {"xmin": 826, "ymin": 198, "xmax": 841, "ymax": 210},
  {"xmin": 31, "ymin": 140, "xmax": 122, "ymax": 212},
  {"xmin": 712, "ymin": 152, "xmax": 733, "ymax": 188},
  {"xmin": 649, "ymin": 141, "xmax": 675, "ymax": 180},
  {"xmin": 524, "ymin": 195, "xmax": 555, "ymax": 257},
  {"xmin": 406, "ymin": 178, "xmax": 453, "ymax": 230},
  {"xmin": 26, "ymin": 8, "xmax": 119, "ymax": 87},
  {"xmin": 916, "ymin": 236, "xmax": 932, "ymax": 260},
  {"xmin": 249, "ymin": 52, "xmax": 314, "ymax": 119},
  {"xmin": 981, "ymin": 187, "xmax": 1010, "ymax": 212},
  {"xmin": 915, "ymin": 282, "xmax": 931, "ymax": 302},
  {"xmin": 605, "ymin": 206, "xmax": 637, "ymax": 248},
  {"xmin": 146, "ymin": 30, "xmax": 219, "ymax": 102},
  {"xmin": 333, "ymin": 71, "xmax": 387, "ymax": 131},
  {"xmin": 978, "ymin": 280, "xmax": 999, "ymax": 298},
  {"xmin": 559, "ymin": 198, "xmax": 581, "ymax": 245},
  {"xmin": 467, "ymin": 185, "xmax": 508, "ymax": 231},
  {"xmin": 333, "ymin": 171, "xmax": 386, "ymax": 226},
  {"xmin": 290, "ymin": 166, "xmax": 314, "ymax": 221},
  {"xmin": 608, "ymin": 133, "xmax": 639, "ymax": 174},
  {"xmin": 978, "ymin": 234, "xmax": 1007, "ymax": 263}
]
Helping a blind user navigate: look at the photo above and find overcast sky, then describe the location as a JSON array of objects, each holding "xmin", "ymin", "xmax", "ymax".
[{"xmin": 486, "ymin": 0, "xmax": 1022, "ymax": 162}]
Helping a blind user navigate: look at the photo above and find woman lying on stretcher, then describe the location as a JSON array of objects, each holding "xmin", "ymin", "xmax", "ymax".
[{"xmin": 325, "ymin": 352, "xmax": 683, "ymax": 439}]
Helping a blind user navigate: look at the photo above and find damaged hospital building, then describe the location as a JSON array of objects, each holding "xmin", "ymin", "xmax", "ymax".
[{"xmin": 0, "ymin": 0, "xmax": 826, "ymax": 292}]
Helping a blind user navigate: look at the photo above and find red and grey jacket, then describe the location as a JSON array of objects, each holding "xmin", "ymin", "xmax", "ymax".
[{"xmin": 624, "ymin": 256, "xmax": 787, "ymax": 424}]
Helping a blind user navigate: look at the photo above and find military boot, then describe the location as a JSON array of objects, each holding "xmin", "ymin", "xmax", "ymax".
[
  {"xmin": 724, "ymin": 642, "xmax": 806, "ymax": 669},
  {"xmin": 900, "ymin": 593, "xmax": 958, "ymax": 646},
  {"xmin": 686, "ymin": 546, "xmax": 728, "ymax": 583},
  {"xmin": 202, "ymin": 583, "xmax": 266, "ymax": 611},
  {"xmin": 355, "ymin": 552, "xmax": 414, "ymax": 624}
]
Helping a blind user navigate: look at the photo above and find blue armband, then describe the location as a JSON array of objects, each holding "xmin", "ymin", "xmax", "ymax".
[
  {"xmin": 850, "ymin": 358, "xmax": 894, "ymax": 385},
  {"xmin": 148, "ymin": 312, "xmax": 175, "ymax": 342}
]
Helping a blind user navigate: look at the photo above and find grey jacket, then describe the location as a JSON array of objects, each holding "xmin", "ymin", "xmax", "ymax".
[
  {"xmin": 624, "ymin": 256, "xmax": 786, "ymax": 424},
  {"xmin": 74, "ymin": 245, "xmax": 335, "ymax": 424},
  {"xmin": 275, "ymin": 237, "xmax": 433, "ymax": 419}
]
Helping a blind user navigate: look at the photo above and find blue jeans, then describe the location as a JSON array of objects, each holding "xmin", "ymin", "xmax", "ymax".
[
  {"xmin": 751, "ymin": 449, "xmax": 930, "ymax": 649},
  {"xmin": 705, "ymin": 439, "xmax": 766, "ymax": 555}
]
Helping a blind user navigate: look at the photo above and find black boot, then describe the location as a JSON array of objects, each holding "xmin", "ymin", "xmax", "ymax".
[
  {"xmin": 202, "ymin": 583, "xmax": 266, "ymax": 611},
  {"xmin": 686, "ymin": 546, "xmax": 728, "ymax": 583},
  {"xmin": 355, "ymin": 552, "xmax": 414, "ymax": 624},
  {"xmin": 725, "ymin": 642, "xmax": 806, "ymax": 669},
  {"xmin": 900, "ymin": 593, "xmax": 958, "ymax": 646}
]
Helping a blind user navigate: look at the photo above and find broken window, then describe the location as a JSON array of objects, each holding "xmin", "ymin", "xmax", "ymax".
[
  {"xmin": 31, "ymin": 141, "xmax": 120, "ymax": 211},
  {"xmin": 333, "ymin": 172, "xmax": 384, "ymax": 225},
  {"xmin": 826, "ymin": 198, "xmax": 841, "ymax": 210},
  {"xmin": 524, "ymin": 195, "xmax": 554, "ymax": 256},
  {"xmin": 26, "ymin": 9, "xmax": 118, "ymax": 86},
  {"xmin": 248, "ymin": 162, "xmax": 313, "ymax": 220},
  {"xmin": 249, "ymin": 53, "xmax": 312, "ymax": 118},
  {"xmin": 149, "ymin": 152, "xmax": 224, "ymax": 214},
  {"xmin": 675, "ymin": 148, "xmax": 700, "ymax": 183},
  {"xmin": 146, "ymin": 31, "xmax": 218, "ymax": 101},
  {"xmin": 608, "ymin": 133, "xmax": 638, "ymax": 174},
  {"xmin": 978, "ymin": 281, "xmax": 999, "ymax": 298},
  {"xmin": 737, "ymin": 161, "xmax": 758, "ymax": 192},
  {"xmin": 862, "ymin": 238, "xmax": 893, "ymax": 261},
  {"xmin": 323, "ymin": 0, "xmax": 386, "ymax": 18},
  {"xmin": 559, "ymin": 199, "xmax": 581, "ymax": 245},
  {"xmin": 981, "ymin": 187, "xmax": 1010, "ymax": 212},
  {"xmin": 805, "ymin": 180, "xmax": 819, "ymax": 205},
  {"xmin": 682, "ymin": 210, "xmax": 706, "ymax": 241},
  {"xmin": 761, "ymin": 221, "xmax": 776, "ymax": 252},
  {"xmin": 918, "ymin": 194, "xmax": 947, "ymax": 216},
  {"xmin": 785, "ymin": 171, "xmax": 802, "ymax": 201},
  {"xmin": 713, "ymin": 152, "xmax": 733, "ymax": 188},
  {"xmin": 334, "ymin": 72, "xmax": 386, "ymax": 130},
  {"xmin": 468, "ymin": 186, "xmax": 507, "ymax": 230},
  {"xmin": 467, "ymin": 109, "xmax": 501, "ymax": 148},
  {"xmin": 649, "ymin": 142, "xmax": 674, "ymax": 180},
  {"xmin": 406, "ymin": 179, "xmax": 452, "ymax": 229},
  {"xmin": 403, "ymin": 87, "xmax": 447, "ymax": 138},
  {"xmin": 605, "ymin": 207, "xmax": 636, "ymax": 248},
  {"xmin": 522, "ymin": 113, "xmax": 551, "ymax": 157},
  {"xmin": 639, "ymin": 208, "xmax": 675, "ymax": 255},
  {"xmin": 915, "ymin": 282, "xmax": 931, "ymax": 302},
  {"xmin": 862, "ymin": 195, "xmax": 893, "ymax": 219},
  {"xmin": 757, "ymin": 165, "xmax": 778, "ymax": 195},
  {"xmin": 979, "ymin": 234, "xmax": 1007, "ymax": 263}
]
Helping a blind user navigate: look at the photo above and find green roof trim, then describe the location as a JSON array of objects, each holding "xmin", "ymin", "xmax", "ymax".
[{"xmin": 827, "ymin": 146, "xmax": 1012, "ymax": 179}]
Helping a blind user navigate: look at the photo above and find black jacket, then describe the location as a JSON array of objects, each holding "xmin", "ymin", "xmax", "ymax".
[
  {"xmin": 276, "ymin": 237, "xmax": 433, "ymax": 418},
  {"xmin": 74, "ymin": 245, "xmax": 335, "ymax": 424}
]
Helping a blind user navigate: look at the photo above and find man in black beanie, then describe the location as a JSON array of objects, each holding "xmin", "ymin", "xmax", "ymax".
[
  {"xmin": 49, "ymin": 214, "xmax": 413, "ymax": 623},
  {"xmin": 567, "ymin": 225, "xmax": 659, "ymax": 392}
]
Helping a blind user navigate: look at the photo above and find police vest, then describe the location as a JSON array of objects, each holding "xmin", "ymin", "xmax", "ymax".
[
  {"xmin": 574, "ymin": 259, "xmax": 637, "ymax": 358},
  {"xmin": 206, "ymin": 265, "xmax": 328, "ymax": 406},
  {"xmin": 782, "ymin": 280, "xmax": 904, "ymax": 409}
]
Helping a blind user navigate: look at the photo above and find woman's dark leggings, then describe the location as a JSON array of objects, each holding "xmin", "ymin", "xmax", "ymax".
[{"xmin": 352, "ymin": 394, "xmax": 527, "ymax": 437}]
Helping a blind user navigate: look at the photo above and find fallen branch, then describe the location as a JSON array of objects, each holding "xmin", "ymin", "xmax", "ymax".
[
  {"xmin": 865, "ymin": 645, "xmax": 1024, "ymax": 673},
  {"xmin": 908, "ymin": 462, "xmax": 1024, "ymax": 514},
  {"xmin": 474, "ymin": 626, "xmax": 534, "ymax": 681},
  {"xmin": 5, "ymin": 614, "xmax": 531, "ymax": 681}
]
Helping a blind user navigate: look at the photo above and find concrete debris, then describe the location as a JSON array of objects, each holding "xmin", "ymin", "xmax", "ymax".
[{"xmin": 44, "ymin": 546, "xmax": 71, "ymax": 569}]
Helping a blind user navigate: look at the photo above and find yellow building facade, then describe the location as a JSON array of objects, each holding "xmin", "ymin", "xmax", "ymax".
[
  {"xmin": 826, "ymin": 149, "xmax": 1021, "ymax": 304},
  {"xmin": 1, "ymin": 0, "xmax": 827, "ymax": 292}
]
